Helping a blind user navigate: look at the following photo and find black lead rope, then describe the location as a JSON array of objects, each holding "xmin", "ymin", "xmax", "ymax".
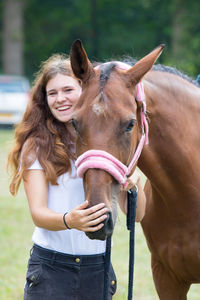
[
  {"xmin": 104, "ymin": 188, "xmax": 137, "ymax": 300},
  {"xmin": 127, "ymin": 188, "xmax": 137, "ymax": 300}
]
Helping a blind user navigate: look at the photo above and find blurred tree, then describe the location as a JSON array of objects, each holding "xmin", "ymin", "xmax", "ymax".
[
  {"xmin": 90, "ymin": 0, "xmax": 99, "ymax": 58},
  {"xmin": 171, "ymin": 2, "xmax": 186, "ymax": 59},
  {"xmin": 1, "ymin": 0, "xmax": 199, "ymax": 79},
  {"xmin": 2, "ymin": 0, "xmax": 24, "ymax": 75},
  {"xmin": 167, "ymin": 0, "xmax": 200, "ymax": 75},
  {"xmin": 24, "ymin": 0, "xmax": 92, "ymax": 78}
]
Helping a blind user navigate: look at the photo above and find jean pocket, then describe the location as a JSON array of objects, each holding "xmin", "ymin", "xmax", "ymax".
[{"xmin": 25, "ymin": 257, "xmax": 44, "ymax": 294}]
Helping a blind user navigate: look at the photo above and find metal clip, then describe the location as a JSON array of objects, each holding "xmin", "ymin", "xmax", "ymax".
[{"xmin": 128, "ymin": 184, "xmax": 138, "ymax": 193}]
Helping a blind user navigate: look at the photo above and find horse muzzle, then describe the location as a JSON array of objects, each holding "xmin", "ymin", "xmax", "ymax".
[{"xmin": 86, "ymin": 211, "xmax": 114, "ymax": 241}]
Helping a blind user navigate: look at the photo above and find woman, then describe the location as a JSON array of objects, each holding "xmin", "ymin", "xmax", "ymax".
[{"xmin": 8, "ymin": 54, "xmax": 146, "ymax": 300}]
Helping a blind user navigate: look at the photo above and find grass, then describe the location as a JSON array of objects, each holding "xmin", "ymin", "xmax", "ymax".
[
  {"xmin": 0, "ymin": 129, "xmax": 34, "ymax": 300},
  {"xmin": 0, "ymin": 129, "xmax": 199, "ymax": 299}
]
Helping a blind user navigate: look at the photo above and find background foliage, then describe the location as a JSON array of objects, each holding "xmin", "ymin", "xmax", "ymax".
[{"xmin": 0, "ymin": 0, "xmax": 200, "ymax": 80}]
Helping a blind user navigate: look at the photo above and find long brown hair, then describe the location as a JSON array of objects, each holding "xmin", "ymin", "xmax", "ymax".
[{"xmin": 8, "ymin": 54, "xmax": 80, "ymax": 195}]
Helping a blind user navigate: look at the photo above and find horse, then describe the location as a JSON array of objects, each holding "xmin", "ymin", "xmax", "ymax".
[{"xmin": 70, "ymin": 39, "xmax": 200, "ymax": 300}]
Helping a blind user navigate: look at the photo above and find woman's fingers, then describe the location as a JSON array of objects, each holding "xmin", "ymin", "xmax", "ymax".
[
  {"xmin": 87, "ymin": 207, "xmax": 109, "ymax": 221},
  {"xmin": 70, "ymin": 201, "xmax": 110, "ymax": 231},
  {"xmin": 84, "ymin": 222, "xmax": 105, "ymax": 232},
  {"xmin": 76, "ymin": 200, "xmax": 89, "ymax": 210},
  {"xmin": 83, "ymin": 206, "xmax": 109, "ymax": 231},
  {"xmin": 75, "ymin": 201, "xmax": 106, "ymax": 216},
  {"xmin": 83, "ymin": 205, "xmax": 109, "ymax": 228},
  {"xmin": 85, "ymin": 203, "xmax": 107, "ymax": 215},
  {"xmin": 123, "ymin": 170, "xmax": 141, "ymax": 191},
  {"xmin": 87, "ymin": 213, "xmax": 107, "ymax": 226}
]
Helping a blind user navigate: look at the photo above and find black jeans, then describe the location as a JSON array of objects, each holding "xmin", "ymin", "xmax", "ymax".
[{"xmin": 24, "ymin": 244, "xmax": 117, "ymax": 300}]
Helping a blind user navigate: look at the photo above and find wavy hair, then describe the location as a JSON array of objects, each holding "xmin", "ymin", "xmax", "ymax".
[{"xmin": 8, "ymin": 54, "xmax": 80, "ymax": 195}]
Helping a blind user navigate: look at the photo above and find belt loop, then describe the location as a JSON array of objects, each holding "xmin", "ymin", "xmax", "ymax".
[
  {"xmin": 30, "ymin": 246, "xmax": 34, "ymax": 256},
  {"xmin": 50, "ymin": 251, "xmax": 57, "ymax": 265}
]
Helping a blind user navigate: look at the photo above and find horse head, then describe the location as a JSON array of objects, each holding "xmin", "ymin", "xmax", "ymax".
[{"xmin": 70, "ymin": 40, "xmax": 164, "ymax": 240}]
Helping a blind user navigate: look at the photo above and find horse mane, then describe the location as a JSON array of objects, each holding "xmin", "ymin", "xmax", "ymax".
[
  {"xmin": 153, "ymin": 64, "xmax": 200, "ymax": 88},
  {"xmin": 94, "ymin": 57, "xmax": 200, "ymax": 94}
]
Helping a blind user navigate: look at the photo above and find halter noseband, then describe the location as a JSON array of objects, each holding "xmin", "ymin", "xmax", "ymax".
[{"xmin": 75, "ymin": 82, "xmax": 148, "ymax": 187}]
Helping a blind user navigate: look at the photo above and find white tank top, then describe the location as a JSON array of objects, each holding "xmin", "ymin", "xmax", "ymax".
[{"xmin": 29, "ymin": 159, "xmax": 106, "ymax": 255}]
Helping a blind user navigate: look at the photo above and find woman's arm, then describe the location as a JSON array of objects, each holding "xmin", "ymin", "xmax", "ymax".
[
  {"xmin": 23, "ymin": 169, "xmax": 108, "ymax": 232},
  {"xmin": 118, "ymin": 169, "xmax": 146, "ymax": 222}
]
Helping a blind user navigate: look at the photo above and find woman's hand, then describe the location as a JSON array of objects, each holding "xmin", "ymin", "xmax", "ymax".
[
  {"xmin": 65, "ymin": 201, "xmax": 109, "ymax": 232},
  {"xmin": 123, "ymin": 169, "xmax": 141, "ymax": 191},
  {"xmin": 119, "ymin": 169, "xmax": 146, "ymax": 221}
]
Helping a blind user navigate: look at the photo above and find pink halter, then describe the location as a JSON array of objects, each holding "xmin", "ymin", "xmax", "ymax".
[{"xmin": 75, "ymin": 81, "xmax": 148, "ymax": 187}]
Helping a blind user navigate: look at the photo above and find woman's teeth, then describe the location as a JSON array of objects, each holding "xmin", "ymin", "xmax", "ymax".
[{"xmin": 57, "ymin": 106, "xmax": 71, "ymax": 111}]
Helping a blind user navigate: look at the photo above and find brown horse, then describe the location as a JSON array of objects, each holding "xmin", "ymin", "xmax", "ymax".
[{"xmin": 70, "ymin": 40, "xmax": 200, "ymax": 299}]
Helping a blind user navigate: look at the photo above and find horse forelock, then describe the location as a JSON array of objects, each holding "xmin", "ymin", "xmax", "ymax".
[
  {"xmin": 94, "ymin": 61, "xmax": 130, "ymax": 101},
  {"xmin": 99, "ymin": 62, "xmax": 116, "ymax": 94},
  {"xmin": 89, "ymin": 61, "xmax": 133, "ymax": 116},
  {"xmin": 87, "ymin": 62, "xmax": 117, "ymax": 114},
  {"xmin": 95, "ymin": 61, "xmax": 130, "ymax": 91}
]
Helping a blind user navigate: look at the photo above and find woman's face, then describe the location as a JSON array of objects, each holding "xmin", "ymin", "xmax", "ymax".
[{"xmin": 46, "ymin": 73, "xmax": 82, "ymax": 123}]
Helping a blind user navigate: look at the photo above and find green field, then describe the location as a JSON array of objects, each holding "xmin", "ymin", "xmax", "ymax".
[{"xmin": 0, "ymin": 129, "xmax": 199, "ymax": 299}]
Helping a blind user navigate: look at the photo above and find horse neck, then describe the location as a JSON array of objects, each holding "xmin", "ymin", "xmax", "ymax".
[{"xmin": 138, "ymin": 71, "xmax": 200, "ymax": 196}]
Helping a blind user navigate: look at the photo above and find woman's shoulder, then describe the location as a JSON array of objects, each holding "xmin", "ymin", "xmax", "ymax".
[
  {"xmin": 28, "ymin": 158, "xmax": 43, "ymax": 170},
  {"xmin": 21, "ymin": 138, "xmax": 40, "ymax": 169}
]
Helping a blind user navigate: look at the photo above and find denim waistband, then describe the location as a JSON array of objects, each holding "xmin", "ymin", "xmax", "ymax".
[{"xmin": 32, "ymin": 244, "xmax": 105, "ymax": 266}]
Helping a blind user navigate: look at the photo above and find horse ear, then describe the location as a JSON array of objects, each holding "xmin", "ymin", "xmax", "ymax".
[
  {"xmin": 125, "ymin": 44, "xmax": 165, "ymax": 84},
  {"xmin": 70, "ymin": 39, "xmax": 95, "ymax": 83}
]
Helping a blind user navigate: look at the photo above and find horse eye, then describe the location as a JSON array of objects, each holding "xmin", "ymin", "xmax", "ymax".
[
  {"xmin": 125, "ymin": 119, "xmax": 136, "ymax": 132},
  {"xmin": 71, "ymin": 119, "xmax": 78, "ymax": 132}
]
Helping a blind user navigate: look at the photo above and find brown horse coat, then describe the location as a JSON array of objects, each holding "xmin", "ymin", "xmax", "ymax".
[
  {"xmin": 140, "ymin": 70, "xmax": 200, "ymax": 299},
  {"xmin": 70, "ymin": 40, "xmax": 200, "ymax": 299}
]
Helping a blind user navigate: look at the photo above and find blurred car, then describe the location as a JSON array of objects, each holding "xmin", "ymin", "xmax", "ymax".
[{"xmin": 0, "ymin": 75, "xmax": 30, "ymax": 125}]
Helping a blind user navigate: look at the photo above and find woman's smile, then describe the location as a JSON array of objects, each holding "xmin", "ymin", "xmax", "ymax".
[{"xmin": 57, "ymin": 105, "xmax": 72, "ymax": 111}]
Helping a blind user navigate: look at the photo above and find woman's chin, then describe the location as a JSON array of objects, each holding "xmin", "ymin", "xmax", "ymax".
[{"xmin": 54, "ymin": 112, "xmax": 72, "ymax": 123}]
